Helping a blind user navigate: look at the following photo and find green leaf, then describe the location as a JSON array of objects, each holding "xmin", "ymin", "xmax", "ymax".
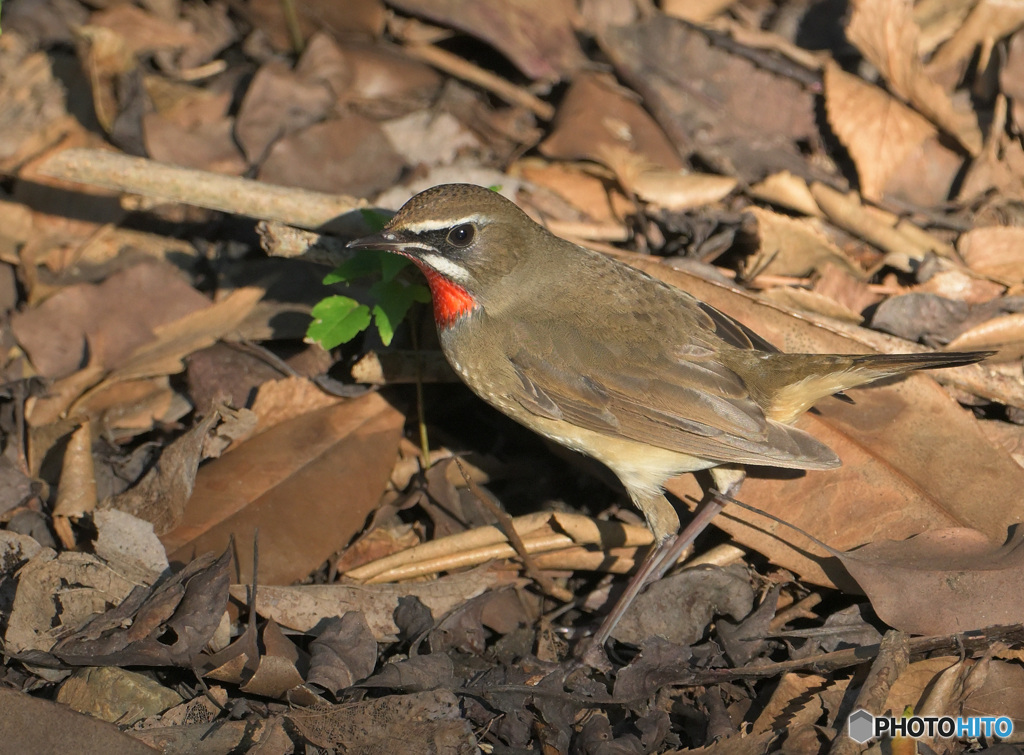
[
  {"xmin": 379, "ymin": 252, "xmax": 412, "ymax": 282},
  {"xmin": 324, "ymin": 249, "xmax": 387, "ymax": 285},
  {"xmin": 369, "ymin": 279, "xmax": 431, "ymax": 346},
  {"xmin": 306, "ymin": 295, "xmax": 372, "ymax": 349}
]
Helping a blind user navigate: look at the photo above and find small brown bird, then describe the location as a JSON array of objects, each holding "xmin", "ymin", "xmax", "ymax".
[{"xmin": 349, "ymin": 184, "xmax": 991, "ymax": 654}]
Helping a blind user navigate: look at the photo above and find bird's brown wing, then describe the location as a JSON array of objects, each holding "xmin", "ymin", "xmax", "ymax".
[{"xmin": 506, "ymin": 313, "xmax": 838, "ymax": 470}]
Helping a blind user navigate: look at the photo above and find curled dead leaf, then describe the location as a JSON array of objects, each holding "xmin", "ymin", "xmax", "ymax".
[
  {"xmin": 959, "ymin": 226, "xmax": 1024, "ymax": 286},
  {"xmin": 823, "ymin": 62, "xmax": 937, "ymax": 202},
  {"xmin": 838, "ymin": 527, "xmax": 1024, "ymax": 635},
  {"xmin": 945, "ymin": 312, "xmax": 1024, "ymax": 356},
  {"xmin": 599, "ymin": 144, "xmax": 736, "ymax": 210},
  {"xmin": 746, "ymin": 206, "xmax": 861, "ymax": 279},
  {"xmin": 846, "ymin": 0, "xmax": 983, "ymax": 155}
]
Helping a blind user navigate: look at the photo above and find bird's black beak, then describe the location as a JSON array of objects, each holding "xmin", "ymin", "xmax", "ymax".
[{"xmin": 347, "ymin": 230, "xmax": 411, "ymax": 252}]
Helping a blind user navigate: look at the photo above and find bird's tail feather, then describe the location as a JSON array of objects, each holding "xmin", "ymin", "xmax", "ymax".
[{"xmin": 762, "ymin": 349, "xmax": 993, "ymax": 423}]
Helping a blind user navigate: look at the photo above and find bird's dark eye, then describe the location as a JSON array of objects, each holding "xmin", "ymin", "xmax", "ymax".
[{"xmin": 447, "ymin": 223, "xmax": 475, "ymax": 247}]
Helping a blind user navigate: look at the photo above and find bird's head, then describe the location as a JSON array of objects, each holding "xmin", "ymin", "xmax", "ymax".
[{"xmin": 347, "ymin": 184, "xmax": 546, "ymax": 328}]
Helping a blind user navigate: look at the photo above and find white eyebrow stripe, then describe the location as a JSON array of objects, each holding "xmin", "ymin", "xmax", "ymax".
[
  {"xmin": 418, "ymin": 252, "xmax": 471, "ymax": 283},
  {"xmin": 401, "ymin": 214, "xmax": 488, "ymax": 233}
]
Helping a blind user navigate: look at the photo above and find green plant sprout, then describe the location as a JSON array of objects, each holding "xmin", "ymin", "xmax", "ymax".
[{"xmin": 306, "ymin": 209, "xmax": 431, "ymax": 350}]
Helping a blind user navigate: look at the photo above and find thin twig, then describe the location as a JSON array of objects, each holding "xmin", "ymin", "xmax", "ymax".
[{"xmin": 404, "ymin": 43, "xmax": 555, "ymax": 120}]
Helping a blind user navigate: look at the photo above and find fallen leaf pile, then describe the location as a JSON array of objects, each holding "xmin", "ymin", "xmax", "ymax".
[{"xmin": 2, "ymin": 0, "xmax": 1024, "ymax": 752}]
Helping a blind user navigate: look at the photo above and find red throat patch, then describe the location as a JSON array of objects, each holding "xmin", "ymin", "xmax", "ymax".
[{"xmin": 415, "ymin": 262, "xmax": 477, "ymax": 328}]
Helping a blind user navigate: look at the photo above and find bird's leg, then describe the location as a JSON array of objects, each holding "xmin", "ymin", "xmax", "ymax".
[{"xmin": 578, "ymin": 467, "xmax": 746, "ymax": 664}]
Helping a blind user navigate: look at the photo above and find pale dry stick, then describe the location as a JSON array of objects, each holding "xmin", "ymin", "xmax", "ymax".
[
  {"xmin": 346, "ymin": 511, "xmax": 654, "ymax": 582},
  {"xmin": 366, "ymin": 533, "xmax": 577, "ymax": 584},
  {"xmin": 346, "ymin": 510, "xmax": 559, "ymax": 581},
  {"xmin": 530, "ymin": 546, "xmax": 641, "ymax": 574},
  {"xmin": 36, "ymin": 149, "xmax": 370, "ymax": 234},
  {"xmin": 684, "ymin": 542, "xmax": 746, "ymax": 568},
  {"xmin": 404, "ymin": 43, "xmax": 556, "ymax": 121}
]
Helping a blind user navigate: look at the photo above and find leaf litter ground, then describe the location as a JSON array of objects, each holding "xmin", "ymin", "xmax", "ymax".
[{"xmin": 2, "ymin": 0, "xmax": 1024, "ymax": 752}]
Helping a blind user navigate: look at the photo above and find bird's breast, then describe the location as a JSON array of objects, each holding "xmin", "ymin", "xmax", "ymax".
[{"xmin": 415, "ymin": 263, "xmax": 478, "ymax": 328}]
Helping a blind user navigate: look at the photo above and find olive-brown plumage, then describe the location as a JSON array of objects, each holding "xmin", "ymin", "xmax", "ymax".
[{"xmin": 349, "ymin": 184, "xmax": 991, "ymax": 651}]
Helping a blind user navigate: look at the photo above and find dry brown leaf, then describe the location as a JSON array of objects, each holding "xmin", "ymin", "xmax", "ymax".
[
  {"xmin": 946, "ymin": 312, "xmax": 1024, "ymax": 354},
  {"xmin": 958, "ymin": 95, "xmax": 1024, "ymax": 202},
  {"xmin": 25, "ymin": 363, "xmax": 105, "ymax": 428},
  {"xmin": 52, "ymin": 422, "xmax": 97, "ymax": 549},
  {"xmin": 961, "ymin": 657, "xmax": 1024, "ymax": 734},
  {"xmin": 236, "ymin": 0, "xmax": 383, "ymax": 51},
  {"xmin": 746, "ymin": 206, "xmax": 861, "ymax": 279},
  {"xmin": 142, "ymin": 84, "xmax": 246, "ymax": 176},
  {"xmin": 161, "ymin": 393, "xmax": 403, "ymax": 585},
  {"xmin": 980, "ymin": 419, "xmax": 1024, "ymax": 469},
  {"xmin": 71, "ymin": 377, "xmax": 191, "ymax": 439},
  {"xmin": 914, "ymin": 0, "xmax": 977, "ymax": 55},
  {"xmin": 881, "ymin": 656, "xmax": 968, "ymax": 751},
  {"xmin": 540, "ymin": 71, "xmax": 685, "ymax": 170},
  {"xmin": 752, "ymin": 672, "xmax": 834, "ymax": 735},
  {"xmin": 288, "ymin": 690, "xmax": 473, "ymax": 752},
  {"xmin": 105, "ymin": 410, "xmax": 220, "ymax": 535},
  {"xmin": 823, "ymin": 62, "xmax": 938, "ymax": 202},
  {"xmin": 838, "ymin": 528, "xmax": 1024, "ymax": 634},
  {"xmin": 0, "ymin": 688, "xmax": 158, "ymax": 755},
  {"xmin": 88, "ymin": 4, "xmax": 198, "ymax": 58},
  {"xmin": 810, "ymin": 183, "xmax": 953, "ymax": 268},
  {"xmin": 238, "ymin": 620, "xmax": 304, "ymax": 698},
  {"xmin": 914, "ymin": 261, "xmax": 1007, "ymax": 305},
  {"xmin": 234, "ymin": 58, "xmax": 333, "ymax": 164},
  {"xmin": 959, "ymin": 226, "xmax": 1024, "ymax": 285},
  {"xmin": 813, "ymin": 264, "xmax": 882, "ymax": 315},
  {"xmin": 11, "ymin": 261, "xmax": 211, "ymax": 380},
  {"xmin": 56, "ymin": 666, "xmax": 182, "ymax": 726},
  {"xmin": 88, "ymin": 286, "xmax": 263, "ymax": 387},
  {"xmin": 748, "ymin": 171, "xmax": 822, "ymax": 217},
  {"xmin": 233, "ymin": 565, "xmax": 522, "ymax": 641},
  {"xmin": 875, "ymin": 131, "xmax": 964, "ymax": 207},
  {"xmin": 387, "ymin": 0, "xmax": 584, "ymax": 80},
  {"xmin": 599, "ymin": 15, "xmax": 817, "ymax": 181},
  {"xmin": 662, "ymin": 0, "xmax": 740, "ymax": 23},
  {"xmin": 612, "ymin": 566, "xmax": 753, "ymax": 646},
  {"xmin": 0, "ymin": 35, "xmax": 73, "ymax": 172},
  {"xmin": 73, "ymin": 25, "xmax": 136, "ymax": 134},
  {"xmin": 846, "ymin": 0, "xmax": 983, "ymax": 155},
  {"xmin": 248, "ymin": 376, "xmax": 342, "ymax": 434},
  {"xmin": 599, "ymin": 144, "xmax": 736, "ymax": 210},
  {"xmin": 258, "ymin": 114, "xmax": 404, "ymax": 198},
  {"xmin": 511, "ymin": 158, "xmax": 633, "ymax": 225},
  {"xmin": 5, "ymin": 550, "xmax": 141, "ymax": 654},
  {"xmin": 928, "ymin": 0, "xmax": 1024, "ymax": 73},
  {"xmin": 52, "ymin": 548, "xmax": 232, "ymax": 668},
  {"xmin": 93, "ymin": 510, "xmax": 169, "ymax": 585},
  {"xmin": 760, "ymin": 287, "xmax": 864, "ymax": 325}
]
